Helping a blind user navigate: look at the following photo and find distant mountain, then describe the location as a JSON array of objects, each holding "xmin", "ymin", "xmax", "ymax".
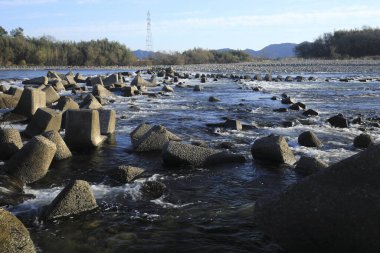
[
  {"xmin": 133, "ymin": 50, "xmax": 154, "ymax": 59},
  {"xmin": 243, "ymin": 43, "xmax": 297, "ymax": 59}
]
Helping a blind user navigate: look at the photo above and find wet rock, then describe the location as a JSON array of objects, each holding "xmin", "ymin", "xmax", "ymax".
[
  {"xmin": 64, "ymin": 109, "xmax": 107, "ymax": 149},
  {"xmin": 98, "ymin": 109, "xmax": 116, "ymax": 135},
  {"xmin": 42, "ymin": 130, "xmax": 72, "ymax": 161},
  {"xmin": 273, "ymin": 108, "xmax": 288, "ymax": 113},
  {"xmin": 281, "ymin": 97, "xmax": 294, "ymax": 104},
  {"xmin": 22, "ymin": 76, "xmax": 48, "ymax": 85},
  {"xmin": 193, "ymin": 85, "xmax": 202, "ymax": 91},
  {"xmin": 308, "ymin": 76, "xmax": 316, "ymax": 81},
  {"xmin": 110, "ymin": 165, "xmax": 144, "ymax": 183},
  {"xmin": 42, "ymin": 180, "xmax": 98, "ymax": 220},
  {"xmin": 74, "ymin": 73, "xmax": 87, "ymax": 83},
  {"xmin": 141, "ymin": 181, "xmax": 167, "ymax": 199},
  {"xmin": 191, "ymin": 140, "xmax": 209, "ymax": 148},
  {"xmin": 294, "ymin": 156, "xmax": 328, "ymax": 176},
  {"xmin": 352, "ymin": 117, "xmax": 362, "ymax": 124},
  {"xmin": 0, "ymin": 128, "xmax": 23, "ymax": 160},
  {"xmin": 206, "ymin": 119, "xmax": 243, "ymax": 131},
  {"xmin": 103, "ymin": 74, "xmax": 119, "ymax": 86},
  {"xmin": 93, "ymin": 84, "xmax": 114, "ymax": 98},
  {"xmin": 353, "ymin": 133, "xmax": 373, "ymax": 148},
  {"xmin": 162, "ymin": 141, "xmax": 245, "ymax": 167},
  {"xmin": 289, "ymin": 103, "xmax": 301, "ymax": 111},
  {"xmin": 303, "ymin": 109, "xmax": 319, "ymax": 117},
  {"xmin": 130, "ymin": 123, "xmax": 152, "ymax": 146},
  {"xmin": 264, "ymin": 74, "xmax": 273, "ymax": 81},
  {"xmin": 218, "ymin": 141, "xmax": 235, "ymax": 149},
  {"xmin": 201, "ymin": 76, "xmax": 207, "ymax": 83},
  {"xmin": 270, "ymin": 96, "xmax": 278, "ymax": 100},
  {"xmin": 5, "ymin": 136, "xmax": 56, "ymax": 184},
  {"xmin": 208, "ymin": 96, "xmax": 220, "ymax": 102},
  {"xmin": 295, "ymin": 76, "xmax": 305, "ymax": 82},
  {"xmin": 88, "ymin": 76, "xmax": 104, "ymax": 86},
  {"xmin": 295, "ymin": 102, "xmax": 306, "ymax": 109},
  {"xmin": 134, "ymin": 125, "xmax": 181, "ymax": 152},
  {"xmin": 162, "ymin": 85, "xmax": 174, "ymax": 92},
  {"xmin": 251, "ymin": 135, "xmax": 296, "ymax": 165},
  {"xmin": 328, "ymin": 114, "xmax": 349, "ymax": 128},
  {"xmin": 13, "ymin": 88, "xmax": 46, "ymax": 118},
  {"xmin": 123, "ymin": 85, "xmax": 139, "ymax": 97},
  {"xmin": 0, "ymin": 208, "xmax": 36, "ymax": 253},
  {"xmin": 298, "ymin": 131, "xmax": 323, "ymax": 148},
  {"xmin": 254, "ymin": 143, "xmax": 380, "ymax": 253},
  {"xmin": 80, "ymin": 94, "xmax": 102, "ymax": 110},
  {"xmin": 24, "ymin": 108, "xmax": 62, "ymax": 137}
]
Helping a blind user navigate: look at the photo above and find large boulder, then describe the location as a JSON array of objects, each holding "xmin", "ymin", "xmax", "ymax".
[
  {"xmin": 42, "ymin": 130, "xmax": 72, "ymax": 160},
  {"xmin": 98, "ymin": 109, "xmax": 116, "ymax": 135},
  {"xmin": 254, "ymin": 143, "xmax": 380, "ymax": 253},
  {"xmin": 162, "ymin": 141, "xmax": 246, "ymax": 167},
  {"xmin": 13, "ymin": 88, "xmax": 46, "ymax": 118},
  {"xmin": 251, "ymin": 135, "xmax": 296, "ymax": 165},
  {"xmin": 353, "ymin": 133, "xmax": 373, "ymax": 148},
  {"xmin": 0, "ymin": 208, "xmax": 36, "ymax": 253},
  {"xmin": 22, "ymin": 76, "xmax": 48, "ymax": 85},
  {"xmin": 134, "ymin": 125, "xmax": 182, "ymax": 152},
  {"xmin": 64, "ymin": 109, "xmax": 107, "ymax": 149},
  {"xmin": 294, "ymin": 156, "xmax": 328, "ymax": 176},
  {"xmin": 5, "ymin": 136, "xmax": 56, "ymax": 184},
  {"xmin": 0, "ymin": 128, "xmax": 23, "ymax": 160},
  {"xmin": 24, "ymin": 108, "xmax": 62, "ymax": 137},
  {"xmin": 328, "ymin": 114, "xmax": 349, "ymax": 128},
  {"xmin": 130, "ymin": 123, "xmax": 152, "ymax": 146},
  {"xmin": 298, "ymin": 131, "xmax": 323, "ymax": 148},
  {"xmin": 41, "ymin": 180, "xmax": 98, "ymax": 220}
]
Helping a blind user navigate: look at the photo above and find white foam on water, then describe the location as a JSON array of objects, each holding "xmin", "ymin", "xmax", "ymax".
[{"xmin": 150, "ymin": 197, "xmax": 195, "ymax": 209}]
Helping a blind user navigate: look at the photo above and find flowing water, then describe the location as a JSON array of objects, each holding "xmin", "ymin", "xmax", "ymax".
[{"xmin": 1, "ymin": 68, "xmax": 380, "ymax": 252}]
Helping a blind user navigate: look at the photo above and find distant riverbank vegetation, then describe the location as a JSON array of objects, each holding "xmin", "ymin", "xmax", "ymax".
[
  {"xmin": 295, "ymin": 27, "xmax": 380, "ymax": 59},
  {"xmin": 0, "ymin": 26, "xmax": 252, "ymax": 66}
]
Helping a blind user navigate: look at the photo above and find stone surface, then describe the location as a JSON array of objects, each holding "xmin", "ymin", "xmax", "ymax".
[
  {"xmin": 131, "ymin": 74, "xmax": 156, "ymax": 87},
  {"xmin": 162, "ymin": 85, "xmax": 174, "ymax": 92},
  {"xmin": 254, "ymin": 144, "xmax": 380, "ymax": 253},
  {"xmin": 42, "ymin": 180, "xmax": 98, "ymax": 220},
  {"xmin": 98, "ymin": 109, "xmax": 116, "ymax": 135},
  {"xmin": 54, "ymin": 96, "xmax": 79, "ymax": 111},
  {"xmin": 24, "ymin": 108, "xmax": 62, "ymax": 137},
  {"xmin": 328, "ymin": 114, "xmax": 349, "ymax": 128},
  {"xmin": 5, "ymin": 136, "xmax": 56, "ymax": 184},
  {"xmin": 110, "ymin": 165, "xmax": 144, "ymax": 183},
  {"xmin": 294, "ymin": 156, "xmax": 328, "ymax": 176},
  {"xmin": 42, "ymin": 85, "xmax": 60, "ymax": 105},
  {"xmin": 0, "ymin": 208, "xmax": 36, "ymax": 253},
  {"xmin": 353, "ymin": 133, "xmax": 373, "ymax": 148},
  {"xmin": 298, "ymin": 131, "xmax": 323, "ymax": 148},
  {"xmin": 123, "ymin": 85, "xmax": 138, "ymax": 97},
  {"xmin": 162, "ymin": 141, "xmax": 246, "ymax": 167},
  {"xmin": 64, "ymin": 109, "xmax": 106, "ymax": 149},
  {"xmin": 0, "ymin": 128, "xmax": 23, "ymax": 160},
  {"xmin": 80, "ymin": 94, "xmax": 102, "ymax": 110},
  {"xmin": 42, "ymin": 130, "xmax": 72, "ymax": 160},
  {"xmin": 22, "ymin": 76, "xmax": 48, "ymax": 85},
  {"xmin": 134, "ymin": 125, "xmax": 182, "ymax": 152},
  {"xmin": 193, "ymin": 85, "xmax": 202, "ymax": 91},
  {"xmin": 93, "ymin": 84, "xmax": 114, "ymax": 98},
  {"xmin": 13, "ymin": 88, "xmax": 46, "ymax": 118},
  {"xmin": 130, "ymin": 123, "xmax": 152, "ymax": 146},
  {"xmin": 303, "ymin": 109, "xmax": 319, "ymax": 117},
  {"xmin": 0, "ymin": 93, "xmax": 20, "ymax": 109},
  {"xmin": 141, "ymin": 181, "xmax": 167, "ymax": 199},
  {"xmin": 251, "ymin": 135, "xmax": 296, "ymax": 165}
]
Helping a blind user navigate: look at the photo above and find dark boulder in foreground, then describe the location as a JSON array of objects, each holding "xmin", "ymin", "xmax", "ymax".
[
  {"xmin": 294, "ymin": 156, "xmax": 328, "ymax": 176},
  {"xmin": 298, "ymin": 131, "xmax": 323, "ymax": 148},
  {"xmin": 328, "ymin": 114, "xmax": 349, "ymax": 128},
  {"xmin": 0, "ymin": 208, "xmax": 36, "ymax": 253},
  {"xmin": 254, "ymin": 144, "xmax": 380, "ymax": 253},
  {"xmin": 302, "ymin": 109, "xmax": 319, "ymax": 117},
  {"xmin": 251, "ymin": 135, "xmax": 296, "ymax": 165},
  {"xmin": 41, "ymin": 180, "xmax": 98, "ymax": 220},
  {"xmin": 141, "ymin": 181, "xmax": 167, "ymax": 199},
  {"xmin": 353, "ymin": 133, "xmax": 373, "ymax": 148},
  {"xmin": 162, "ymin": 141, "xmax": 245, "ymax": 167},
  {"xmin": 110, "ymin": 165, "xmax": 144, "ymax": 183}
]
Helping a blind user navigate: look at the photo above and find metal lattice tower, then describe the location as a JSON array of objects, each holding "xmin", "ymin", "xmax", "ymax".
[{"xmin": 146, "ymin": 11, "xmax": 153, "ymax": 52}]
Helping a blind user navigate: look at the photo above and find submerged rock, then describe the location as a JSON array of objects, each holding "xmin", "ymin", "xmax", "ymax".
[
  {"xmin": 298, "ymin": 131, "xmax": 323, "ymax": 148},
  {"xmin": 0, "ymin": 208, "xmax": 36, "ymax": 253},
  {"xmin": 251, "ymin": 135, "xmax": 296, "ymax": 165},
  {"xmin": 141, "ymin": 181, "xmax": 167, "ymax": 199},
  {"xmin": 328, "ymin": 114, "xmax": 349, "ymax": 128},
  {"xmin": 41, "ymin": 180, "xmax": 98, "ymax": 220},
  {"xmin": 110, "ymin": 165, "xmax": 144, "ymax": 183},
  {"xmin": 134, "ymin": 125, "xmax": 181, "ymax": 152},
  {"xmin": 162, "ymin": 141, "xmax": 245, "ymax": 167},
  {"xmin": 353, "ymin": 133, "xmax": 373, "ymax": 148},
  {"xmin": 294, "ymin": 156, "xmax": 328, "ymax": 176},
  {"xmin": 254, "ymin": 143, "xmax": 380, "ymax": 253}
]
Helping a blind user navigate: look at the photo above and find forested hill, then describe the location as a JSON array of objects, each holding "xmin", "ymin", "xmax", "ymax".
[
  {"xmin": 0, "ymin": 27, "xmax": 136, "ymax": 66},
  {"xmin": 295, "ymin": 27, "xmax": 380, "ymax": 59}
]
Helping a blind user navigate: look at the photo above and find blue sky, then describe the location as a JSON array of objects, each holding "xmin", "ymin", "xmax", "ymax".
[{"xmin": 0, "ymin": 0, "xmax": 379, "ymax": 52}]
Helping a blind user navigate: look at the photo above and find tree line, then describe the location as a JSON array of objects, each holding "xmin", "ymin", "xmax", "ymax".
[
  {"xmin": 295, "ymin": 27, "xmax": 380, "ymax": 59},
  {"xmin": 0, "ymin": 26, "xmax": 253, "ymax": 66}
]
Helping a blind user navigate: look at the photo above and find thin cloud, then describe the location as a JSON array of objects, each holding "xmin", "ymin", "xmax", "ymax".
[{"xmin": 0, "ymin": 0, "xmax": 56, "ymax": 6}]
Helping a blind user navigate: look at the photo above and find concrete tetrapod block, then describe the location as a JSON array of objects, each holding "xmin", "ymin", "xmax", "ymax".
[
  {"xmin": 42, "ymin": 130, "xmax": 72, "ymax": 160},
  {"xmin": 13, "ymin": 88, "xmax": 46, "ymax": 118},
  {"xmin": 42, "ymin": 85, "xmax": 60, "ymax": 105},
  {"xmin": 41, "ymin": 180, "xmax": 98, "ymax": 220},
  {"xmin": 54, "ymin": 96, "xmax": 79, "ymax": 111},
  {"xmin": 22, "ymin": 76, "xmax": 48, "ymax": 85},
  {"xmin": 130, "ymin": 123, "xmax": 152, "ymax": 146},
  {"xmin": 254, "ymin": 143, "xmax": 380, "ymax": 253},
  {"xmin": 134, "ymin": 125, "xmax": 182, "ymax": 152},
  {"xmin": 0, "ymin": 208, "xmax": 36, "ymax": 253},
  {"xmin": 0, "ymin": 93, "xmax": 20, "ymax": 109},
  {"xmin": 110, "ymin": 165, "xmax": 145, "ymax": 183},
  {"xmin": 93, "ymin": 84, "xmax": 115, "ymax": 98},
  {"xmin": 64, "ymin": 109, "xmax": 107, "ymax": 149},
  {"xmin": 5, "ymin": 136, "xmax": 56, "ymax": 184},
  {"xmin": 162, "ymin": 141, "xmax": 246, "ymax": 167},
  {"xmin": 79, "ymin": 94, "xmax": 102, "ymax": 110},
  {"xmin": 98, "ymin": 109, "xmax": 116, "ymax": 135},
  {"xmin": 0, "ymin": 128, "xmax": 23, "ymax": 160},
  {"xmin": 24, "ymin": 108, "xmax": 62, "ymax": 137}
]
